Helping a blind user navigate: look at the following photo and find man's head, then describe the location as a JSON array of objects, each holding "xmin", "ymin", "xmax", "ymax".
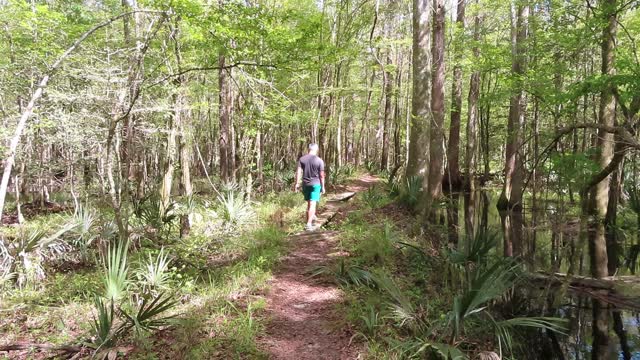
[{"xmin": 308, "ymin": 143, "xmax": 319, "ymax": 155}]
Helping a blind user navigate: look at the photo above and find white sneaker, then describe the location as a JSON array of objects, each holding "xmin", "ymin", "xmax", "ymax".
[{"xmin": 305, "ymin": 223, "xmax": 314, "ymax": 231}]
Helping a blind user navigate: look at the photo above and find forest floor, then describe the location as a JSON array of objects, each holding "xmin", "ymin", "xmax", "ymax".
[{"xmin": 258, "ymin": 175, "xmax": 378, "ymax": 359}]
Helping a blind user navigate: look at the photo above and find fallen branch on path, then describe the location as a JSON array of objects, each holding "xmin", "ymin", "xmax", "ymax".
[{"xmin": 0, "ymin": 342, "xmax": 83, "ymax": 355}]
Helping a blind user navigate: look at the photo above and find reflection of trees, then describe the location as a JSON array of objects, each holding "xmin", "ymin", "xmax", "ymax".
[
  {"xmin": 591, "ymin": 299, "xmax": 609, "ymax": 360},
  {"xmin": 446, "ymin": 192, "xmax": 460, "ymax": 246},
  {"xmin": 612, "ymin": 310, "xmax": 632, "ymax": 360},
  {"xmin": 500, "ymin": 210, "xmax": 524, "ymax": 258}
]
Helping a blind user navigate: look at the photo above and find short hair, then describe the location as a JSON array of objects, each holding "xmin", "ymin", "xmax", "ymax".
[{"xmin": 309, "ymin": 143, "xmax": 319, "ymax": 151}]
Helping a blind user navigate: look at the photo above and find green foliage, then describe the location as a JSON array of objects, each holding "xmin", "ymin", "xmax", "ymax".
[
  {"xmin": 329, "ymin": 164, "xmax": 357, "ymax": 185},
  {"xmin": 119, "ymin": 292, "xmax": 178, "ymax": 336},
  {"xmin": 133, "ymin": 193, "xmax": 179, "ymax": 235},
  {"xmin": 361, "ymin": 186, "xmax": 387, "ymax": 209},
  {"xmin": 448, "ymin": 229, "xmax": 499, "ymax": 266},
  {"xmin": 357, "ymin": 222, "xmax": 396, "ymax": 265},
  {"xmin": 492, "ymin": 316, "xmax": 567, "ymax": 356},
  {"xmin": 449, "ymin": 259, "xmax": 520, "ymax": 339},
  {"xmin": 217, "ymin": 191, "xmax": 256, "ymax": 229},
  {"xmin": 310, "ymin": 259, "xmax": 376, "ymax": 287},
  {"xmin": 102, "ymin": 240, "xmax": 129, "ymax": 301},
  {"xmin": 90, "ymin": 296, "xmax": 115, "ymax": 350},
  {"xmin": 6, "ymin": 221, "xmax": 78, "ymax": 289},
  {"xmin": 71, "ymin": 205, "xmax": 99, "ymax": 260},
  {"xmin": 374, "ymin": 271, "xmax": 423, "ymax": 330},
  {"xmin": 135, "ymin": 247, "xmax": 172, "ymax": 293},
  {"xmin": 548, "ymin": 151, "xmax": 599, "ymax": 192},
  {"xmin": 358, "ymin": 304, "xmax": 381, "ymax": 337},
  {"xmin": 397, "ymin": 176, "xmax": 423, "ymax": 209}
]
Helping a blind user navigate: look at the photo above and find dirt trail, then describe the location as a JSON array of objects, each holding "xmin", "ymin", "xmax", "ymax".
[{"xmin": 258, "ymin": 175, "xmax": 377, "ymax": 359}]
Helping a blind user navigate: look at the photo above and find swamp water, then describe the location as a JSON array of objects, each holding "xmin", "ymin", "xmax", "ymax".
[{"xmin": 441, "ymin": 191, "xmax": 640, "ymax": 359}]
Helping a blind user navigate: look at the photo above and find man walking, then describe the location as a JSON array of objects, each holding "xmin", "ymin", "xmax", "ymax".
[{"xmin": 294, "ymin": 143, "xmax": 325, "ymax": 231}]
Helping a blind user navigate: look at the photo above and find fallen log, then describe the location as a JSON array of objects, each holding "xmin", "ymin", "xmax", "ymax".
[
  {"xmin": 527, "ymin": 272, "xmax": 640, "ymax": 310},
  {"xmin": 0, "ymin": 342, "xmax": 83, "ymax": 354}
]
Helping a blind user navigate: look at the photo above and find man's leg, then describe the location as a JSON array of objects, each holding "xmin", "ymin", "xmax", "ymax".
[{"xmin": 306, "ymin": 200, "xmax": 317, "ymax": 226}]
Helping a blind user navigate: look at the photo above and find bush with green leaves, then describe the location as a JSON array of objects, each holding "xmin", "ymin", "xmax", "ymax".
[
  {"xmin": 361, "ymin": 186, "xmax": 387, "ymax": 209},
  {"xmin": 132, "ymin": 193, "xmax": 179, "ymax": 236},
  {"xmin": 217, "ymin": 190, "xmax": 255, "ymax": 229},
  {"xmin": 370, "ymin": 260, "xmax": 566, "ymax": 358},
  {"xmin": 89, "ymin": 240, "xmax": 178, "ymax": 357},
  {"xmin": 134, "ymin": 247, "xmax": 172, "ymax": 294},
  {"xmin": 397, "ymin": 176, "xmax": 423, "ymax": 209},
  {"xmin": 102, "ymin": 240, "xmax": 129, "ymax": 301},
  {"xmin": 329, "ymin": 164, "xmax": 357, "ymax": 186},
  {"xmin": 310, "ymin": 259, "xmax": 376, "ymax": 287},
  {"xmin": 3, "ymin": 221, "xmax": 78, "ymax": 289},
  {"xmin": 70, "ymin": 205, "xmax": 100, "ymax": 261},
  {"xmin": 357, "ymin": 222, "xmax": 396, "ymax": 265}
]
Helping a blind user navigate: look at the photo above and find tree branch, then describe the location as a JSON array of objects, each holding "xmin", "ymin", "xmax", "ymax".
[
  {"xmin": 145, "ymin": 61, "xmax": 277, "ymax": 89},
  {"xmin": 522, "ymin": 123, "xmax": 640, "ymax": 193}
]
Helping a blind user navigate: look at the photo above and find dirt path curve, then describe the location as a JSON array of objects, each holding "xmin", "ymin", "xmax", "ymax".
[{"xmin": 258, "ymin": 175, "xmax": 378, "ymax": 360}]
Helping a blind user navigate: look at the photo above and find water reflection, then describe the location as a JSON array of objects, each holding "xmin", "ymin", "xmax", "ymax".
[{"xmin": 442, "ymin": 190, "xmax": 640, "ymax": 359}]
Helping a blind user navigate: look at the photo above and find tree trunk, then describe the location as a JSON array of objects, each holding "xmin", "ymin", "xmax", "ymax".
[
  {"xmin": 218, "ymin": 55, "xmax": 232, "ymax": 182},
  {"xmin": 497, "ymin": 3, "xmax": 528, "ymax": 212},
  {"xmin": 425, "ymin": 0, "xmax": 446, "ymax": 217},
  {"xmin": 381, "ymin": 53, "xmax": 393, "ymax": 172},
  {"xmin": 445, "ymin": 0, "xmax": 465, "ymax": 191},
  {"xmin": 466, "ymin": 2, "xmax": 481, "ymax": 193},
  {"xmin": 172, "ymin": 21, "xmax": 193, "ymax": 239},
  {"xmin": 587, "ymin": 0, "xmax": 617, "ymax": 280},
  {"xmin": 406, "ymin": 0, "xmax": 431, "ymax": 178}
]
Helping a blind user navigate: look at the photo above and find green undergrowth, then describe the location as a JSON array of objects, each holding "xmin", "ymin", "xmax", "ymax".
[
  {"xmin": 323, "ymin": 184, "xmax": 566, "ymax": 360},
  {"xmin": 0, "ymin": 187, "xmax": 305, "ymax": 359}
]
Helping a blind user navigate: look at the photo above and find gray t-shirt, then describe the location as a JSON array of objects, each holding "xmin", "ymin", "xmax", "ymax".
[{"xmin": 298, "ymin": 154, "xmax": 325, "ymax": 186}]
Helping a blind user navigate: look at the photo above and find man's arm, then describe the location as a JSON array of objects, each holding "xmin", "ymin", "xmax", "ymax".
[
  {"xmin": 320, "ymin": 170, "xmax": 326, "ymax": 194},
  {"xmin": 294, "ymin": 166, "xmax": 303, "ymax": 192},
  {"xmin": 319, "ymin": 158, "xmax": 326, "ymax": 193}
]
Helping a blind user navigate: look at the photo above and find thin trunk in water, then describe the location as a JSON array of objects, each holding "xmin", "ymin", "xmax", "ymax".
[
  {"xmin": 466, "ymin": 2, "xmax": 481, "ymax": 192},
  {"xmin": 498, "ymin": 3, "xmax": 528, "ymax": 212},
  {"xmin": 587, "ymin": 0, "xmax": 617, "ymax": 280}
]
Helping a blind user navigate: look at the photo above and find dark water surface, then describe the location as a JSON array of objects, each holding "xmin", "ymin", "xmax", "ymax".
[{"xmin": 443, "ymin": 191, "xmax": 640, "ymax": 359}]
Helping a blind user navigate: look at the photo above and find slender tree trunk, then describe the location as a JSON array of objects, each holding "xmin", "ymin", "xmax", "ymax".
[
  {"xmin": 381, "ymin": 53, "xmax": 393, "ymax": 172},
  {"xmin": 466, "ymin": 2, "xmax": 481, "ymax": 193},
  {"xmin": 425, "ymin": 0, "xmax": 446, "ymax": 217},
  {"xmin": 406, "ymin": 0, "xmax": 431, "ymax": 178},
  {"xmin": 218, "ymin": 56, "xmax": 232, "ymax": 182},
  {"xmin": 497, "ymin": 3, "xmax": 528, "ymax": 211},
  {"xmin": 337, "ymin": 96, "xmax": 344, "ymax": 168},
  {"xmin": 586, "ymin": 0, "xmax": 617, "ymax": 280},
  {"xmin": 173, "ymin": 21, "xmax": 193, "ymax": 239},
  {"xmin": 445, "ymin": 0, "xmax": 465, "ymax": 191}
]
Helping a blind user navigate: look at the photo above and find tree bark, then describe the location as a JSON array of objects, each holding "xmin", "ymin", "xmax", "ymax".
[
  {"xmin": 406, "ymin": 0, "xmax": 431, "ymax": 178},
  {"xmin": 445, "ymin": 0, "xmax": 465, "ymax": 191},
  {"xmin": 381, "ymin": 53, "xmax": 393, "ymax": 172},
  {"xmin": 425, "ymin": 0, "xmax": 446, "ymax": 217},
  {"xmin": 466, "ymin": 2, "xmax": 481, "ymax": 193},
  {"xmin": 586, "ymin": 0, "xmax": 617, "ymax": 280},
  {"xmin": 497, "ymin": 3, "xmax": 528, "ymax": 212},
  {"xmin": 218, "ymin": 56, "xmax": 232, "ymax": 182}
]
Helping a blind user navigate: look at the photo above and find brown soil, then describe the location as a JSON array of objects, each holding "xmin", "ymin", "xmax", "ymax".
[{"xmin": 258, "ymin": 175, "xmax": 378, "ymax": 359}]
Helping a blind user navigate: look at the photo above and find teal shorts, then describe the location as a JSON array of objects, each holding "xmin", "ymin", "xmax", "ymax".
[{"xmin": 302, "ymin": 184, "xmax": 322, "ymax": 202}]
